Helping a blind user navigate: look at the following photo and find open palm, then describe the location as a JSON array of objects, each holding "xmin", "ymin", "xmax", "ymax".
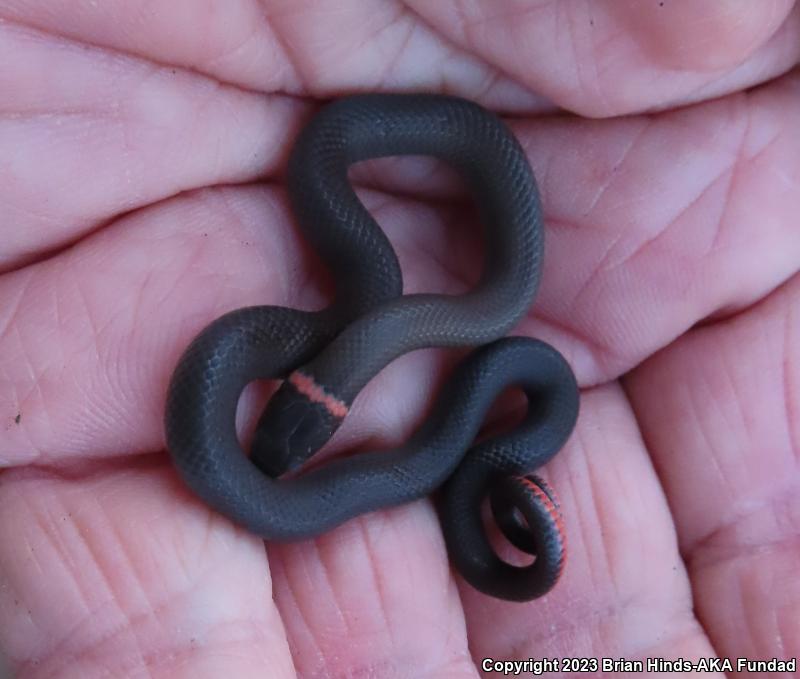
[{"xmin": 1, "ymin": 2, "xmax": 799, "ymax": 677}]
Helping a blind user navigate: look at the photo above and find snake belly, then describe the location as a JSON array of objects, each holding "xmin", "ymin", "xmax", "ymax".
[{"xmin": 165, "ymin": 93, "xmax": 579, "ymax": 602}]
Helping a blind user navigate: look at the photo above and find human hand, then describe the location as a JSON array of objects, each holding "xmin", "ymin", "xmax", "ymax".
[{"xmin": 1, "ymin": 2, "xmax": 798, "ymax": 677}]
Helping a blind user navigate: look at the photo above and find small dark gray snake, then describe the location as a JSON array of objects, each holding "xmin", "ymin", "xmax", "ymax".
[{"xmin": 165, "ymin": 93, "xmax": 579, "ymax": 602}]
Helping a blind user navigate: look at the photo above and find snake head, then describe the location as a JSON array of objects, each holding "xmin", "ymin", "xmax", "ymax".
[{"xmin": 249, "ymin": 373, "xmax": 346, "ymax": 477}]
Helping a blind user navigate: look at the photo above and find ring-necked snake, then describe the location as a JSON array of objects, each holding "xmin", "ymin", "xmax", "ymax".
[{"xmin": 165, "ymin": 93, "xmax": 579, "ymax": 602}]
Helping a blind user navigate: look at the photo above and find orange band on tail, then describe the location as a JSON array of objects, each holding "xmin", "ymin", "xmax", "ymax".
[
  {"xmin": 522, "ymin": 477, "xmax": 567, "ymax": 575},
  {"xmin": 289, "ymin": 371, "xmax": 349, "ymax": 419}
]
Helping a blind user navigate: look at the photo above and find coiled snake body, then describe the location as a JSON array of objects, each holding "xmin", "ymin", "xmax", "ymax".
[{"xmin": 165, "ymin": 94, "xmax": 579, "ymax": 602}]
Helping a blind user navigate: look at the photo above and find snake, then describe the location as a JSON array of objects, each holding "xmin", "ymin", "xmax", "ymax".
[{"xmin": 165, "ymin": 93, "xmax": 579, "ymax": 602}]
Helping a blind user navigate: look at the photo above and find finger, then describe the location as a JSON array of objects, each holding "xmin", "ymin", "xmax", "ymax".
[
  {"xmin": 406, "ymin": 0, "xmax": 800, "ymax": 116},
  {"xmin": 4, "ymin": 1, "xmax": 798, "ymax": 119},
  {"xmin": 0, "ymin": 458, "xmax": 295, "ymax": 678},
  {"xmin": 625, "ymin": 272, "xmax": 800, "ymax": 661},
  {"xmin": 460, "ymin": 387, "xmax": 722, "ymax": 668},
  {"xmin": 268, "ymin": 503, "xmax": 478, "ymax": 677},
  {"xmin": 4, "ymin": 8, "xmax": 797, "ymax": 272},
  {"xmin": 518, "ymin": 70, "xmax": 800, "ymax": 383},
  {"xmin": 2, "ymin": 4, "xmax": 798, "ymax": 269},
  {"xmin": 0, "ymin": 0, "xmax": 544, "ymax": 108},
  {"xmin": 0, "ymin": 20, "xmax": 304, "ymax": 268}
]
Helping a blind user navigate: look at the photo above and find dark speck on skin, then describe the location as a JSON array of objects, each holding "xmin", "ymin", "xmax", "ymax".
[{"xmin": 14, "ymin": 412, "xmax": 20, "ymax": 424}]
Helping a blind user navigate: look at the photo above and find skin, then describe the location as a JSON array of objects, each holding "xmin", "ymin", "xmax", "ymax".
[{"xmin": 0, "ymin": 0, "xmax": 799, "ymax": 676}]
